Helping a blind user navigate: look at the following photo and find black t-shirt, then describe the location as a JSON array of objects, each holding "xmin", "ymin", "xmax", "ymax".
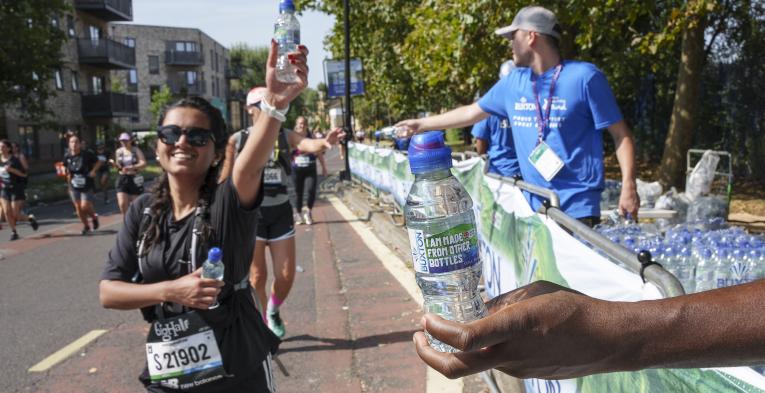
[
  {"xmin": 0, "ymin": 156, "xmax": 24, "ymax": 187},
  {"xmin": 64, "ymin": 150, "xmax": 98, "ymax": 176},
  {"xmin": 96, "ymin": 150, "xmax": 112, "ymax": 171},
  {"xmin": 101, "ymin": 178, "xmax": 278, "ymax": 392}
]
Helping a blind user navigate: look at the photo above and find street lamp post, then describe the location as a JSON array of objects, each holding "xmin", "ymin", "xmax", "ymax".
[{"xmin": 340, "ymin": 0, "xmax": 352, "ymax": 181}]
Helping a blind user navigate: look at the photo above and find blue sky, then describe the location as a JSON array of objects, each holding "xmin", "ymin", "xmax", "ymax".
[{"xmin": 131, "ymin": 0, "xmax": 336, "ymax": 88}]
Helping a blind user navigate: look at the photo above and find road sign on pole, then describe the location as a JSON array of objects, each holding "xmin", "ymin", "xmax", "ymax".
[{"xmin": 323, "ymin": 58, "xmax": 364, "ymax": 98}]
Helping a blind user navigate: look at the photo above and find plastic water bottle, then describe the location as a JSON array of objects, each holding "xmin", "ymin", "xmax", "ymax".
[
  {"xmin": 694, "ymin": 247, "xmax": 715, "ymax": 292},
  {"xmin": 404, "ymin": 131, "xmax": 486, "ymax": 353},
  {"xmin": 274, "ymin": 0, "xmax": 300, "ymax": 84},
  {"xmin": 201, "ymin": 247, "xmax": 224, "ymax": 309}
]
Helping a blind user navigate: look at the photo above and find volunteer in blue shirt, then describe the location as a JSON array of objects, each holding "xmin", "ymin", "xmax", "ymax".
[{"xmin": 397, "ymin": 6, "xmax": 639, "ymax": 225}]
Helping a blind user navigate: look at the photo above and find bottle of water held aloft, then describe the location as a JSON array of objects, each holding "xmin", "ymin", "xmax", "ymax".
[
  {"xmin": 202, "ymin": 247, "xmax": 224, "ymax": 309},
  {"xmin": 404, "ymin": 131, "xmax": 486, "ymax": 353},
  {"xmin": 274, "ymin": 0, "xmax": 300, "ymax": 84}
]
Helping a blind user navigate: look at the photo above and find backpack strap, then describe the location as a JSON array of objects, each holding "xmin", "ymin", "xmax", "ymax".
[{"xmin": 131, "ymin": 205, "xmax": 155, "ymax": 283}]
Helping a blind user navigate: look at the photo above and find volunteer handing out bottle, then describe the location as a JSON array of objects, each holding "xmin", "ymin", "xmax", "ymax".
[{"xmin": 99, "ymin": 40, "xmax": 309, "ymax": 392}]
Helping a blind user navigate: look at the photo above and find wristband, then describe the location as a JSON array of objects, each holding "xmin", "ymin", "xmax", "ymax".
[{"xmin": 260, "ymin": 98, "xmax": 289, "ymax": 122}]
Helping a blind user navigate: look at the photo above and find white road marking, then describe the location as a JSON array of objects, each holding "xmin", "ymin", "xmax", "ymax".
[
  {"xmin": 28, "ymin": 329, "xmax": 108, "ymax": 372},
  {"xmin": 326, "ymin": 196, "xmax": 464, "ymax": 393}
]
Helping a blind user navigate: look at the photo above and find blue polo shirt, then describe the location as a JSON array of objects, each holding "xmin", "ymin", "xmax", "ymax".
[
  {"xmin": 471, "ymin": 116, "xmax": 520, "ymax": 177},
  {"xmin": 478, "ymin": 60, "xmax": 623, "ymax": 218}
]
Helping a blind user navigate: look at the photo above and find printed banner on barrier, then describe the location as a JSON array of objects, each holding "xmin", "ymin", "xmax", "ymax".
[{"xmin": 348, "ymin": 143, "xmax": 765, "ymax": 393}]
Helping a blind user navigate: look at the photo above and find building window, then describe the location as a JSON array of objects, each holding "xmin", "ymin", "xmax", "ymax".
[
  {"xmin": 210, "ymin": 49, "xmax": 214, "ymax": 68},
  {"xmin": 92, "ymin": 76, "xmax": 103, "ymax": 94},
  {"xmin": 89, "ymin": 26, "xmax": 101, "ymax": 40},
  {"xmin": 67, "ymin": 15, "xmax": 75, "ymax": 37},
  {"xmin": 175, "ymin": 41, "xmax": 197, "ymax": 52},
  {"xmin": 71, "ymin": 71, "xmax": 79, "ymax": 91},
  {"xmin": 211, "ymin": 79, "xmax": 216, "ymax": 97},
  {"xmin": 127, "ymin": 69, "xmax": 138, "ymax": 92},
  {"xmin": 18, "ymin": 126, "xmax": 36, "ymax": 159},
  {"xmin": 130, "ymin": 116, "xmax": 139, "ymax": 123},
  {"xmin": 148, "ymin": 55, "xmax": 159, "ymax": 74},
  {"xmin": 54, "ymin": 69, "xmax": 64, "ymax": 90},
  {"xmin": 123, "ymin": 37, "xmax": 135, "ymax": 48},
  {"xmin": 186, "ymin": 71, "xmax": 198, "ymax": 85}
]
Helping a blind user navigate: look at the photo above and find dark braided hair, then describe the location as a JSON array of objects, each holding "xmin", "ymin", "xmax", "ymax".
[{"xmin": 140, "ymin": 97, "xmax": 228, "ymax": 256}]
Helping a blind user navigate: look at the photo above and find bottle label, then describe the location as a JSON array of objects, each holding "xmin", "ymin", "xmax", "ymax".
[
  {"xmin": 408, "ymin": 224, "xmax": 479, "ymax": 274},
  {"xmin": 274, "ymin": 27, "xmax": 300, "ymax": 46}
]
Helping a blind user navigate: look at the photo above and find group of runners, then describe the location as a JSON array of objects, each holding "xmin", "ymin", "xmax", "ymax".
[{"xmin": 61, "ymin": 131, "xmax": 148, "ymax": 235}]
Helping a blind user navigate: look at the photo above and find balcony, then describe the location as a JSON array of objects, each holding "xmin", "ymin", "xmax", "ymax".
[
  {"xmin": 77, "ymin": 38, "xmax": 135, "ymax": 69},
  {"xmin": 167, "ymin": 79, "xmax": 207, "ymax": 96},
  {"xmin": 74, "ymin": 0, "xmax": 133, "ymax": 22},
  {"xmin": 81, "ymin": 92, "xmax": 138, "ymax": 118},
  {"xmin": 165, "ymin": 50, "xmax": 204, "ymax": 66}
]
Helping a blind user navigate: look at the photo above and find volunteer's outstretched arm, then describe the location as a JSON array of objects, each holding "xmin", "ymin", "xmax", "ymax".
[
  {"xmin": 607, "ymin": 120, "xmax": 639, "ymax": 219},
  {"xmin": 414, "ymin": 280, "xmax": 765, "ymax": 380},
  {"xmin": 395, "ymin": 103, "xmax": 489, "ymax": 136}
]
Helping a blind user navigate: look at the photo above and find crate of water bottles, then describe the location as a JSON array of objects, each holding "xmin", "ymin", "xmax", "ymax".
[{"xmin": 594, "ymin": 218, "xmax": 765, "ymax": 293}]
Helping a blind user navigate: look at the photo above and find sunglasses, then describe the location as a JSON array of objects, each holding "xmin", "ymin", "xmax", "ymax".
[{"xmin": 157, "ymin": 125, "xmax": 215, "ymax": 147}]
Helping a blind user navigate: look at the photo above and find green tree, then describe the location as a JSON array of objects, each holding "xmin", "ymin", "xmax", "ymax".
[
  {"xmin": 149, "ymin": 86, "xmax": 173, "ymax": 129},
  {"xmin": 0, "ymin": 0, "xmax": 69, "ymax": 120}
]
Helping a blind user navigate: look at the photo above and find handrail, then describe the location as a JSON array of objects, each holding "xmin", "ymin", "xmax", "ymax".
[
  {"xmin": 539, "ymin": 206, "xmax": 686, "ymax": 297},
  {"xmin": 479, "ymin": 156, "xmax": 683, "ymax": 297},
  {"xmin": 482, "ymin": 159, "xmax": 561, "ymax": 208}
]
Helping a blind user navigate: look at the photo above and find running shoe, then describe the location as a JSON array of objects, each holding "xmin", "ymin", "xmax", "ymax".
[
  {"xmin": 303, "ymin": 211, "xmax": 313, "ymax": 225},
  {"xmin": 10, "ymin": 231, "xmax": 19, "ymax": 241},
  {"xmin": 81, "ymin": 226, "xmax": 90, "ymax": 236},
  {"xmin": 267, "ymin": 312, "xmax": 286, "ymax": 338},
  {"xmin": 92, "ymin": 215, "xmax": 100, "ymax": 230},
  {"xmin": 29, "ymin": 215, "xmax": 38, "ymax": 231},
  {"xmin": 294, "ymin": 212, "xmax": 304, "ymax": 225}
]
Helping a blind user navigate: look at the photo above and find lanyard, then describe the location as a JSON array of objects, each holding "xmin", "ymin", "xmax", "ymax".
[{"xmin": 532, "ymin": 63, "xmax": 563, "ymax": 145}]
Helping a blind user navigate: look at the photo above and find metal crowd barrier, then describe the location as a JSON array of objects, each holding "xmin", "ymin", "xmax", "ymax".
[{"xmin": 479, "ymin": 159, "xmax": 685, "ymax": 298}]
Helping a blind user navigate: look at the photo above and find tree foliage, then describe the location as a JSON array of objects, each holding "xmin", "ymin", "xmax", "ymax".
[
  {"xmin": 0, "ymin": 0, "xmax": 69, "ymax": 120},
  {"xmin": 302, "ymin": 0, "xmax": 765, "ymax": 183},
  {"xmin": 150, "ymin": 86, "xmax": 173, "ymax": 129}
]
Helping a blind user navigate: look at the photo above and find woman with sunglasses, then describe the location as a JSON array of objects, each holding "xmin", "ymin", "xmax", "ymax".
[
  {"xmin": 114, "ymin": 132, "xmax": 147, "ymax": 216},
  {"xmin": 9, "ymin": 141, "xmax": 39, "ymax": 232},
  {"xmin": 100, "ymin": 41, "xmax": 308, "ymax": 392},
  {"xmin": 64, "ymin": 134, "xmax": 102, "ymax": 235}
]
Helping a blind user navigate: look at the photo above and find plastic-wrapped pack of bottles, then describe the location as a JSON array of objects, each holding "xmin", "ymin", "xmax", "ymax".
[{"xmin": 594, "ymin": 219, "xmax": 764, "ymax": 294}]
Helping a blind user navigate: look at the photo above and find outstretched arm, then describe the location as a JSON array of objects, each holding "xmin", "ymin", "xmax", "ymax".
[
  {"xmin": 287, "ymin": 127, "xmax": 345, "ymax": 154},
  {"xmin": 395, "ymin": 103, "xmax": 489, "ymax": 137},
  {"xmin": 232, "ymin": 40, "xmax": 308, "ymax": 208},
  {"xmin": 414, "ymin": 280, "xmax": 765, "ymax": 380}
]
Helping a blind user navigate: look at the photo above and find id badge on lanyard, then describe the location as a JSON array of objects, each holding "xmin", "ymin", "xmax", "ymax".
[
  {"xmin": 145, "ymin": 311, "xmax": 227, "ymax": 389},
  {"xmin": 529, "ymin": 64, "xmax": 564, "ymax": 182}
]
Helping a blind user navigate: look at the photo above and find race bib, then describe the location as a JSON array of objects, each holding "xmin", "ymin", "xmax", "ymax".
[
  {"xmin": 529, "ymin": 142, "xmax": 564, "ymax": 182},
  {"xmin": 0, "ymin": 166, "xmax": 9, "ymax": 181},
  {"xmin": 71, "ymin": 174, "xmax": 87, "ymax": 189},
  {"xmin": 295, "ymin": 155, "xmax": 312, "ymax": 167},
  {"xmin": 133, "ymin": 174, "xmax": 144, "ymax": 187},
  {"xmin": 264, "ymin": 167, "xmax": 282, "ymax": 185},
  {"xmin": 146, "ymin": 312, "xmax": 227, "ymax": 390},
  {"xmin": 97, "ymin": 155, "xmax": 107, "ymax": 162}
]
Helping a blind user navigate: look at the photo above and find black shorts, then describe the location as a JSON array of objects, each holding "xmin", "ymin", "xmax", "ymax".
[
  {"xmin": 116, "ymin": 174, "xmax": 144, "ymax": 195},
  {"xmin": 0, "ymin": 185, "xmax": 25, "ymax": 201},
  {"xmin": 256, "ymin": 201, "xmax": 295, "ymax": 242}
]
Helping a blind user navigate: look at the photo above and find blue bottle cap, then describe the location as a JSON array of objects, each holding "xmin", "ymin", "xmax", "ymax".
[
  {"xmin": 407, "ymin": 131, "xmax": 452, "ymax": 174},
  {"xmin": 279, "ymin": 0, "xmax": 295, "ymax": 12},
  {"xmin": 208, "ymin": 247, "xmax": 222, "ymax": 263}
]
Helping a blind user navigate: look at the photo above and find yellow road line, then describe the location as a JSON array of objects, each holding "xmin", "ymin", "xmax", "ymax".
[
  {"xmin": 28, "ymin": 329, "xmax": 108, "ymax": 372},
  {"xmin": 326, "ymin": 196, "xmax": 463, "ymax": 393}
]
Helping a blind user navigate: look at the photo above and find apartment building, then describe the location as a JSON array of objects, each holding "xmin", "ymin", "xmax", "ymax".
[
  {"xmin": 2, "ymin": 0, "xmax": 137, "ymax": 172},
  {"xmin": 110, "ymin": 24, "xmax": 235, "ymax": 133}
]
